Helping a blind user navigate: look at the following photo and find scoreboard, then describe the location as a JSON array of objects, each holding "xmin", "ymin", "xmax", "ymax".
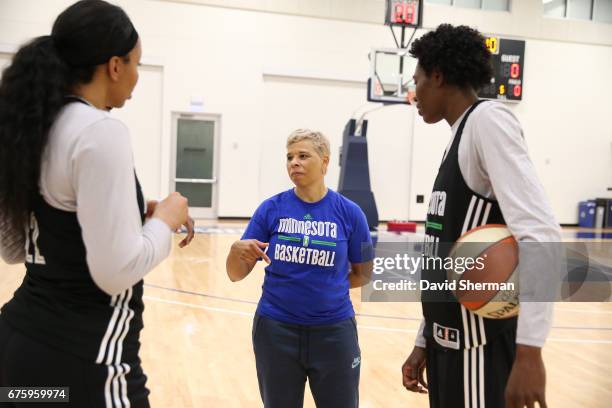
[
  {"xmin": 479, "ymin": 37, "xmax": 525, "ymax": 102},
  {"xmin": 385, "ymin": 0, "xmax": 423, "ymax": 28}
]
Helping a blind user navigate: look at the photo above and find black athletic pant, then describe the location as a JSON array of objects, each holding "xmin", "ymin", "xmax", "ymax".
[
  {"xmin": 252, "ymin": 314, "xmax": 361, "ymax": 408},
  {"xmin": 426, "ymin": 327, "xmax": 517, "ymax": 408},
  {"xmin": 0, "ymin": 318, "xmax": 149, "ymax": 408}
]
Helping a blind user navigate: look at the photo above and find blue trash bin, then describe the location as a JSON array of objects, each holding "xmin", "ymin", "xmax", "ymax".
[{"xmin": 578, "ymin": 201, "xmax": 596, "ymax": 228}]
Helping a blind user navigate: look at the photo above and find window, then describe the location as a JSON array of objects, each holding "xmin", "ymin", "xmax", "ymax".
[
  {"xmin": 594, "ymin": 0, "xmax": 612, "ymax": 22},
  {"xmin": 455, "ymin": 0, "xmax": 481, "ymax": 8},
  {"xmin": 543, "ymin": 0, "xmax": 612, "ymax": 22},
  {"xmin": 544, "ymin": 0, "xmax": 567, "ymax": 17},
  {"xmin": 483, "ymin": 0, "xmax": 510, "ymax": 11},
  {"xmin": 426, "ymin": 0, "xmax": 511, "ymax": 11},
  {"xmin": 569, "ymin": 0, "xmax": 593, "ymax": 19}
]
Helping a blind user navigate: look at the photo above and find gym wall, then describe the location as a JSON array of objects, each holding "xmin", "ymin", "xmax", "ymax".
[{"xmin": 0, "ymin": 0, "xmax": 610, "ymax": 223}]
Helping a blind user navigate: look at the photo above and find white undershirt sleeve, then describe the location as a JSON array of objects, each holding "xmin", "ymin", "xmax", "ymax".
[
  {"xmin": 73, "ymin": 118, "xmax": 172, "ymax": 296},
  {"xmin": 469, "ymin": 104, "xmax": 562, "ymax": 348},
  {"xmin": 415, "ymin": 318, "xmax": 427, "ymax": 348}
]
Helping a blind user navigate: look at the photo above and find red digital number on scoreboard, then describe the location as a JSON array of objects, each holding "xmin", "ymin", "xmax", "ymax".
[
  {"xmin": 393, "ymin": 2, "xmax": 416, "ymax": 24},
  {"xmin": 405, "ymin": 3, "xmax": 416, "ymax": 24},
  {"xmin": 394, "ymin": 4, "xmax": 404, "ymax": 23},
  {"xmin": 510, "ymin": 63, "xmax": 520, "ymax": 79},
  {"xmin": 513, "ymin": 85, "xmax": 522, "ymax": 97}
]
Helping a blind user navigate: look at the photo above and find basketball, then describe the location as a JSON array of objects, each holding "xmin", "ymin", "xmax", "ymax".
[{"xmin": 446, "ymin": 224, "xmax": 520, "ymax": 319}]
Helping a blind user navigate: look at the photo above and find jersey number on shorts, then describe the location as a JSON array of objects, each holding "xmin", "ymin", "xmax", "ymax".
[{"xmin": 25, "ymin": 213, "xmax": 46, "ymax": 265}]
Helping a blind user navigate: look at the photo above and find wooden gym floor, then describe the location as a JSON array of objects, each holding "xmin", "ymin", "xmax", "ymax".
[{"xmin": 1, "ymin": 223, "xmax": 611, "ymax": 407}]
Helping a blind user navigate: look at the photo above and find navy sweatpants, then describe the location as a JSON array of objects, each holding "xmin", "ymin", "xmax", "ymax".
[{"xmin": 252, "ymin": 314, "xmax": 361, "ymax": 408}]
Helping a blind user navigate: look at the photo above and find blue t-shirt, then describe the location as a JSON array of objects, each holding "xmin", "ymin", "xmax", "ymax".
[{"xmin": 242, "ymin": 188, "xmax": 373, "ymax": 325}]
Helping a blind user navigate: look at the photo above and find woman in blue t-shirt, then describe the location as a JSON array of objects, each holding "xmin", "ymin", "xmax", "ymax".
[{"xmin": 226, "ymin": 129, "xmax": 373, "ymax": 408}]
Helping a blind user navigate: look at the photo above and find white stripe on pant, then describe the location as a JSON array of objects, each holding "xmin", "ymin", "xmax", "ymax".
[
  {"xmin": 99, "ymin": 288, "xmax": 134, "ymax": 408},
  {"xmin": 464, "ymin": 346, "xmax": 485, "ymax": 407}
]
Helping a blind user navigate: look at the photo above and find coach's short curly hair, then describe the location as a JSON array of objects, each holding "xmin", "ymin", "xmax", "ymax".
[
  {"xmin": 409, "ymin": 24, "xmax": 492, "ymax": 90},
  {"xmin": 287, "ymin": 129, "xmax": 330, "ymax": 158}
]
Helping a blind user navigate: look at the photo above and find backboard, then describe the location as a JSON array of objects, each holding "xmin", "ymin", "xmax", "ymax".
[{"xmin": 367, "ymin": 48, "xmax": 417, "ymax": 105}]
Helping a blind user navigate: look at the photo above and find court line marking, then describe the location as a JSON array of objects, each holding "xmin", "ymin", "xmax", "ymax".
[
  {"xmin": 143, "ymin": 296, "xmax": 612, "ymax": 343},
  {"xmin": 145, "ymin": 285, "xmax": 612, "ymax": 329},
  {"xmin": 358, "ymin": 325, "xmax": 418, "ymax": 334},
  {"xmin": 145, "ymin": 283, "xmax": 258, "ymax": 305},
  {"xmin": 144, "ymin": 296, "xmax": 253, "ymax": 316},
  {"xmin": 145, "ymin": 283, "xmax": 421, "ymax": 320},
  {"xmin": 547, "ymin": 338, "xmax": 612, "ymax": 344},
  {"xmin": 553, "ymin": 325, "xmax": 612, "ymax": 331},
  {"xmin": 144, "ymin": 296, "xmax": 420, "ymax": 335},
  {"xmin": 356, "ymin": 312, "xmax": 421, "ymax": 322},
  {"xmin": 554, "ymin": 307, "xmax": 612, "ymax": 314}
]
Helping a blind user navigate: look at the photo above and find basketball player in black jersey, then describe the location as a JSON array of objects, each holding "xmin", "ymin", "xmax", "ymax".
[
  {"xmin": 401, "ymin": 25, "xmax": 561, "ymax": 408},
  {"xmin": 0, "ymin": 1, "xmax": 193, "ymax": 407}
]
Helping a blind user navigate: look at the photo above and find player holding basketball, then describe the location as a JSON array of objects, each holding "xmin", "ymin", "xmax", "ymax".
[
  {"xmin": 0, "ymin": 1, "xmax": 193, "ymax": 406},
  {"xmin": 401, "ymin": 25, "xmax": 562, "ymax": 408},
  {"xmin": 226, "ymin": 129, "xmax": 373, "ymax": 408}
]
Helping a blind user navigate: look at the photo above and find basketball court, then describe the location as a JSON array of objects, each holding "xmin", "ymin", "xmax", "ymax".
[
  {"xmin": 1, "ymin": 0, "xmax": 612, "ymax": 407},
  {"xmin": 3, "ymin": 224, "xmax": 609, "ymax": 407}
]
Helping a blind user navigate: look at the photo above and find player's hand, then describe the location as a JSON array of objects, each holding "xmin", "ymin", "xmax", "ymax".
[
  {"xmin": 179, "ymin": 215, "xmax": 195, "ymax": 248},
  {"xmin": 402, "ymin": 346, "xmax": 428, "ymax": 394},
  {"xmin": 231, "ymin": 239, "xmax": 270, "ymax": 264},
  {"xmin": 505, "ymin": 345, "xmax": 547, "ymax": 408},
  {"xmin": 153, "ymin": 192, "xmax": 189, "ymax": 231}
]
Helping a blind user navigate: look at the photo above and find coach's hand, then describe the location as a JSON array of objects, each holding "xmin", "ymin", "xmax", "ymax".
[
  {"xmin": 402, "ymin": 346, "xmax": 428, "ymax": 394},
  {"xmin": 232, "ymin": 239, "xmax": 271, "ymax": 264},
  {"xmin": 505, "ymin": 345, "xmax": 547, "ymax": 408}
]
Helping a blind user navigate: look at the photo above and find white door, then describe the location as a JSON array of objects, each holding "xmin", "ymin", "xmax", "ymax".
[{"xmin": 170, "ymin": 113, "xmax": 220, "ymax": 219}]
